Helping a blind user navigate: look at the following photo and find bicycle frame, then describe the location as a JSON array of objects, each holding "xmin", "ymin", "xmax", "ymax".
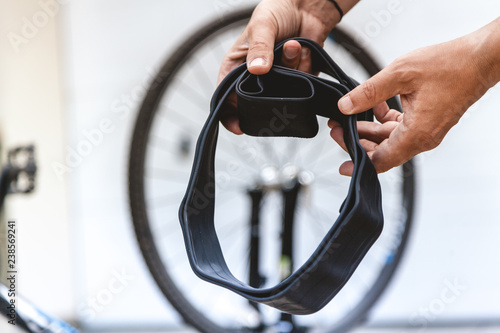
[
  {"xmin": 0, "ymin": 146, "xmax": 78, "ymax": 333},
  {"xmin": 246, "ymin": 173, "xmax": 307, "ymax": 332}
]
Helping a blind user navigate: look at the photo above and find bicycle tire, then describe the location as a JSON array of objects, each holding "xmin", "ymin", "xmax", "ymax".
[{"xmin": 128, "ymin": 7, "xmax": 415, "ymax": 333}]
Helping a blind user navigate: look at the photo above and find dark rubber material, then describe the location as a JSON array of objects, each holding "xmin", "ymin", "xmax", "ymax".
[{"xmin": 179, "ymin": 38, "xmax": 384, "ymax": 315}]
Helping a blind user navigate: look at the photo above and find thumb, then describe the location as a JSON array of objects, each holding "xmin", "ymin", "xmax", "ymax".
[
  {"xmin": 338, "ymin": 64, "xmax": 402, "ymax": 115},
  {"xmin": 246, "ymin": 15, "xmax": 278, "ymax": 75}
]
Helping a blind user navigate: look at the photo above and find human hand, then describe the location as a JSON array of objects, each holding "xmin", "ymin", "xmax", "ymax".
[
  {"xmin": 218, "ymin": 0, "xmax": 350, "ymax": 134},
  {"xmin": 330, "ymin": 18, "xmax": 500, "ymax": 175}
]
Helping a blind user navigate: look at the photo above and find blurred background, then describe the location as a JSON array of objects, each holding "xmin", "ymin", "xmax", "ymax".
[{"xmin": 0, "ymin": 0, "xmax": 499, "ymax": 332}]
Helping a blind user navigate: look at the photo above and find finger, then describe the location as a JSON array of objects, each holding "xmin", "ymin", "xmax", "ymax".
[
  {"xmin": 371, "ymin": 143, "xmax": 409, "ymax": 173},
  {"xmin": 246, "ymin": 15, "xmax": 278, "ymax": 75},
  {"xmin": 280, "ymin": 40, "xmax": 302, "ymax": 69},
  {"xmin": 327, "ymin": 119, "xmax": 340, "ymax": 128},
  {"xmin": 219, "ymin": 93, "xmax": 243, "ymax": 135},
  {"xmin": 341, "ymin": 123, "xmax": 416, "ymax": 174},
  {"xmin": 338, "ymin": 63, "xmax": 407, "ymax": 115},
  {"xmin": 298, "ymin": 20, "xmax": 328, "ymax": 47},
  {"xmin": 369, "ymin": 122, "xmax": 416, "ymax": 173},
  {"xmin": 371, "ymin": 142, "xmax": 413, "ymax": 173},
  {"xmin": 339, "ymin": 160, "xmax": 354, "ymax": 176},
  {"xmin": 220, "ymin": 115, "xmax": 243, "ymax": 135},
  {"xmin": 359, "ymin": 138, "xmax": 378, "ymax": 152},
  {"xmin": 339, "ymin": 149, "xmax": 375, "ymax": 177},
  {"xmin": 373, "ymin": 102, "xmax": 403, "ymax": 123},
  {"xmin": 296, "ymin": 22, "xmax": 325, "ymax": 75},
  {"xmin": 297, "ymin": 47, "xmax": 313, "ymax": 74},
  {"xmin": 329, "ymin": 122, "xmax": 348, "ymax": 153},
  {"xmin": 217, "ymin": 34, "xmax": 250, "ymax": 85},
  {"xmin": 356, "ymin": 120, "xmax": 399, "ymax": 144}
]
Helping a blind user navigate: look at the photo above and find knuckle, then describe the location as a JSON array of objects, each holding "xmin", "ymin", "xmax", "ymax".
[
  {"xmin": 391, "ymin": 57, "xmax": 407, "ymax": 71},
  {"xmin": 410, "ymin": 126, "xmax": 441, "ymax": 151},
  {"xmin": 360, "ymin": 80, "xmax": 378, "ymax": 103},
  {"xmin": 376, "ymin": 163, "xmax": 390, "ymax": 174},
  {"xmin": 391, "ymin": 56, "xmax": 418, "ymax": 87},
  {"xmin": 248, "ymin": 38, "xmax": 271, "ymax": 53},
  {"xmin": 422, "ymin": 132, "xmax": 443, "ymax": 151}
]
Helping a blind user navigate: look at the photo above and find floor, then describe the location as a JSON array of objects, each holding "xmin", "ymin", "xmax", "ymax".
[
  {"xmin": 161, "ymin": 328, "xmax": 499, "ymax": 333},
  {"xmin": 98, "ymin": 326, "xmax": 500, "ymax": 333}
]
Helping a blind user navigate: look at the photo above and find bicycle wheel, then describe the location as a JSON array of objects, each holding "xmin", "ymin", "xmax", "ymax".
[{"xmin": 128, "ymin": 7, "xmax": 415, "ymax": 333}]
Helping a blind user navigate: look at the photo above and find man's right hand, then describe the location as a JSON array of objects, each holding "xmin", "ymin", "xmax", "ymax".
[{"xmin": 330, "ymin": 17, "xmax": 500, "ymax": 175}]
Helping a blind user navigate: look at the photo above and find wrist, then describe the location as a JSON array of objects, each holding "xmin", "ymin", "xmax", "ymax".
[
  {"xmin": 326, "ymin": 0, "xmax": 344, "ymax": 23},
  {"xmin": 294, "ymin": 0, "xmax": 358, "ymax": 27},
  {"xmin": 294, "ymin": 0, "xmax": 340, "ymax": 29},
  {"xmin": 468, "ymin": 17, "xmax": 500, "ymax": 89}
]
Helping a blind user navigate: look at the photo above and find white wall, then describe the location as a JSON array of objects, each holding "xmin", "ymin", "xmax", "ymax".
[
  {"xmin": 0, "ymin": 0, "xmax": 499, "ymax": 331},
  {"xmin": 0, "ymin": 0, "xmax": 74, "ymax": 332},
  {"xmin": 63, "ymin": 0, "xmax": 500, "ymax": 328}
]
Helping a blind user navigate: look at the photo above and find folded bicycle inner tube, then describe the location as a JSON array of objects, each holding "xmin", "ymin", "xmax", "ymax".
[{"xmin": 179, "ymin": 38, "xmax": 383, "ymax": 315}]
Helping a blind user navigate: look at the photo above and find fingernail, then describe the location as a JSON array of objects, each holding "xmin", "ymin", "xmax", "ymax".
[
  {"xmin": 249, "ymin": 58, "xmax": 266, "ymax": 68},
  {"xmin": 284, "ymin": 47, "xmax": 299, "ymax": 59},
  {"xmin": 338, "ymin": 95, "xmax": 354, "ymax": 114}
]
